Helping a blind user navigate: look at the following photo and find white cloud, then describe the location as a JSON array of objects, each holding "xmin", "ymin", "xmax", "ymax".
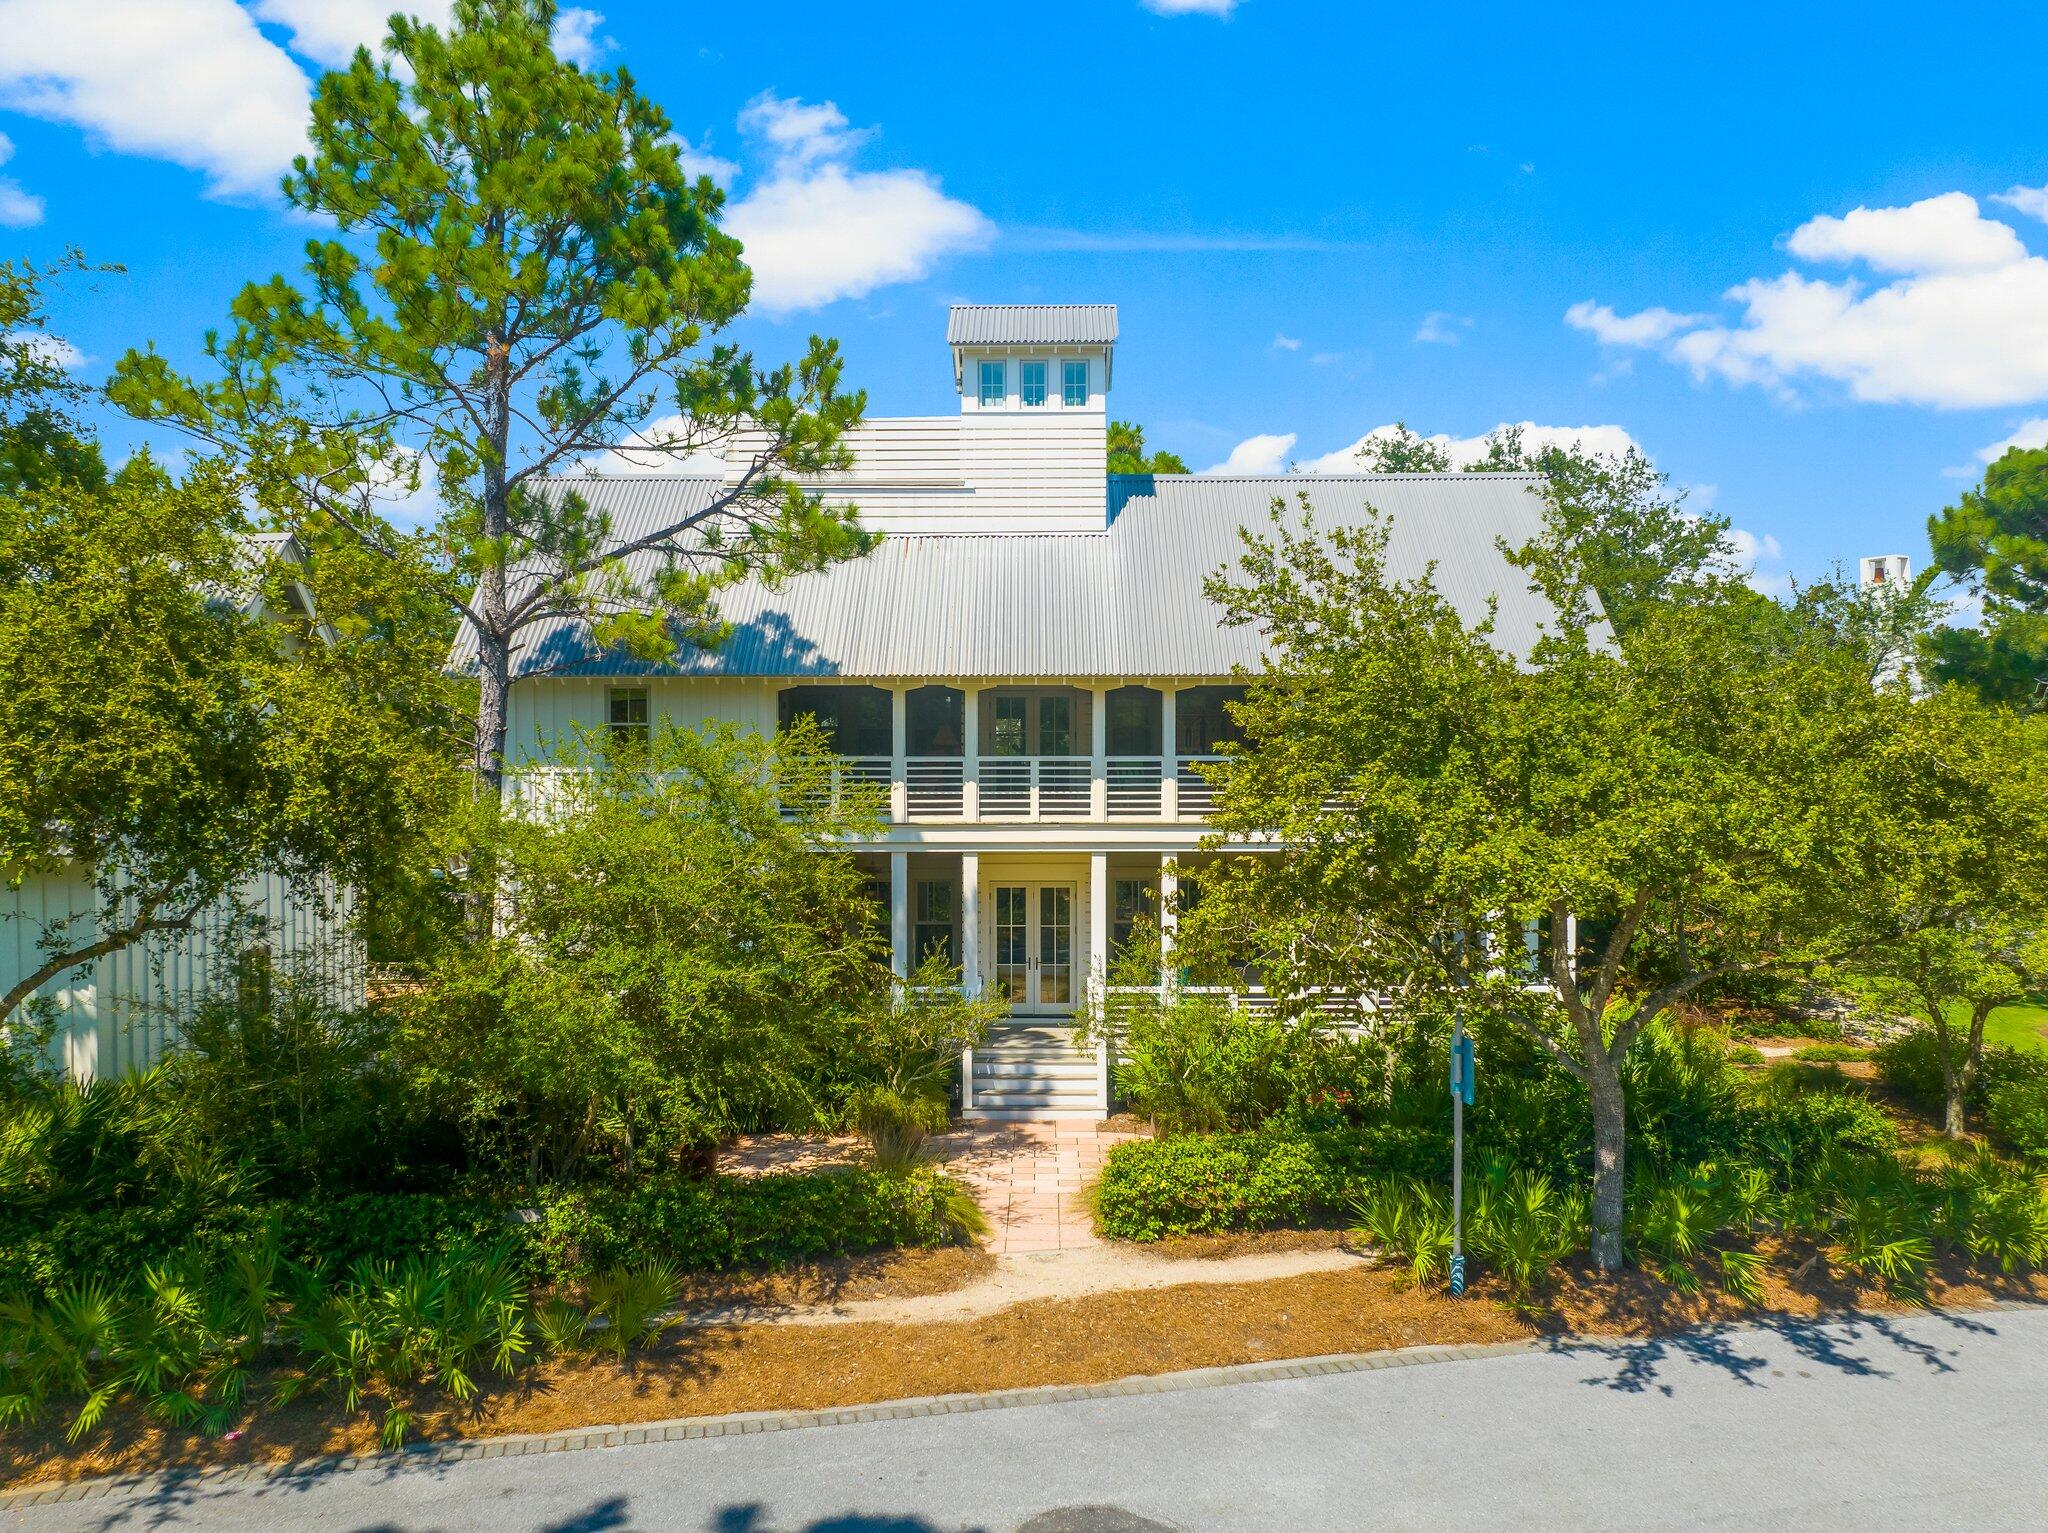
[
  {"xmin": 1299, "ymin": 421, "xmax": 1644, "ymax": 475},
  {"xmin": 4, "ymin": 330, "xmax": 85, "ymax": 369},
  {"xmin": 1414, "ymin": 311, "xmax": 1472, "ymax": 345},
  {"xmin": 736, "ymin": 92, "xmax": 873, "ymax": 171},
  {"xmin": 1570, "ymin": 191, "xmax": 2048, "ymax": 410},
  {"xmin": 1141, "ymin": 0, "xmax": 1239, "ymax": 14},
  {"xmin": 574, "ymin": 414, "xmax": 728, "ymax": 477},
  {"xmin": 1199, "ymin": 432, "xmax": 1297, "ymax": 475},
  {"xmin": 1973, "ymin": 417, "xmax": 2048, "ymax": 466},
  {"xmin": 1993, "ymin": 184, "xmax": 2048, "ymax": 224},
  {"xmin": 0, "ymin": 0, "xmax": 311, "ymax": 199},
  {"xmin": 1565, "ymin": 301, "xmax": 1704, "ymax": 347},
  {"xmin": 552, "ymin": 6, "xmax": 609, "ymax": 67},
  {"xmin": 249, "ymin": 0, "xmax": 447, "ymax": 65},
  {"xmin": 724, "ymin": 93, "xmax": 991, "ymax": 312},
  {"xmin": 1271, "ymin": 333, "xmax": 1301, "ymax": 351},
  {"xmin": 1785, "ymin": 192, "xmax": 2026, "ymax": 274},
  {"xmin": 0, "ymin": 130, "xmax": 42, "ymax": 226},
  {"xmin": 671, "ymin": 133, "xmax": 738, "ymax": 184}
]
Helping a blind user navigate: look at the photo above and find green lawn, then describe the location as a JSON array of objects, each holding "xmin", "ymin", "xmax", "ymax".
[{"xmin": 1942, "ymin": 1001, "xmax": 2048, "ymax": 1054}]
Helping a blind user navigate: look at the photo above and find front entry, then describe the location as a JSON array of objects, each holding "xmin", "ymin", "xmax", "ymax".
[{"xmin": 990, "ymin": 883, "xmax": 1076, "ymax": 1017}]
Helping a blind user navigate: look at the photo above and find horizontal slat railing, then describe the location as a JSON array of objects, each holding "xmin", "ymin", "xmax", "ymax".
[
  {"xmin": 978, "ymin": 755, "xmax": 1092, "ymax": 820},
  {"xmin": 904, "ymin": 755, "xmax": 966, "ymax": 817},
  {"xmin": 1175, "ymin": 755, "xmax": 1223, "ymax": 817},
  {"xmin": 1106, "ymin": 755, "xmax": 1164, "ymax": 817}
]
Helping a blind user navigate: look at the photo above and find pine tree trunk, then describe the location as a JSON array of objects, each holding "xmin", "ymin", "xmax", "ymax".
[{"xmin": 1587, "ymin": 1050, "xmax": 1627, "ymax": 1272}]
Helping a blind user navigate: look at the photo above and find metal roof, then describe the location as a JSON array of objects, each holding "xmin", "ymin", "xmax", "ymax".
[
  {"xmin": 471, "ymin": 472, "xmax": 1601, "ymax": 681},
  {"xmin": 945, "ymin": 305, "xmax": 1119, "ymax": 346}
]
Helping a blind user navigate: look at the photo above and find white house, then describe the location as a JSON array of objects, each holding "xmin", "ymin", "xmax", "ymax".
[
  {"xmin": 1, "ymin": 533, "xmax": 362, "ymax": 1083},
  {"xmin": 499, "ymin": 305, "xmax": 1571, "ymax": 1118}
]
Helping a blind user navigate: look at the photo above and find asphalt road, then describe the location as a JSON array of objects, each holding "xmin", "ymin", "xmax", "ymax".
[{"xmin": 11, "ymin": 1304, "xmax": 2048, "ymax": 1532}]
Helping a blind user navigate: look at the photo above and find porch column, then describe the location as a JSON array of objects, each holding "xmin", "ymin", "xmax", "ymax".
[
  {"xmin": 1090, "ymin": 851, "xmax": 1111, "ymax": 1109},
  {"xmin": 1160, "ymin": 685, "xmax": 1179, "ymax": 820},
  {"xmin": 889, "ymin": 684, "xmax": 908, "ymax": 823},
  {"xmin": 959, "ymin": 852, "xmax": 979, "ymax": 1112},
  {"xmin": 1158, "ymin": 855, "xmax": 1180, "ymax": 998},
  {"xmin": 889, "ymin": 850, "xmax": 910, "ymax": 979},
  {"xmin": 1089, "ymin": 684, "xmax": 1108, "ymax": 820},
  {"xmin": 962, "ymin": 685, "xmax": 981, "ymax": 821}
]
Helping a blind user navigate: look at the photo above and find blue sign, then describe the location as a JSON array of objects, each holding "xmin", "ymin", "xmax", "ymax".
[{"xmin": 1449, "ymin": 1033, "xmax": 1476, "ymax": 1106}]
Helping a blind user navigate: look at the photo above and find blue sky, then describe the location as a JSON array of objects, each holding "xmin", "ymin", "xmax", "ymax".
[{"xmin": 5, "ymin": 0, "xmax": 2048, "ymax": 593}]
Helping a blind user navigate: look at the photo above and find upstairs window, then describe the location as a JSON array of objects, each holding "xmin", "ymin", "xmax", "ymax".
[
  {"xmin": 1020, "ymin": 360, "xmax": 1047, "ymax": 407},
  {"xmin": 978, "ymin": 360, "xmax": 1006, "ymax": 406},
  {"xmin": 608, "ymin": 686, "xmax": 650, "ymax": 748},
  {"xmin": 1062, "ymin": 359, "xmax": 1089, "ymax": 406}
]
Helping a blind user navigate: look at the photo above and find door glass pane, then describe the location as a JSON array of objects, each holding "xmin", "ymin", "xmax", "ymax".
[
  {"xmin": 1038, "ymin": 886, "xmax": 1072, "ymax": 1006},
  {"xmin": 1039, "ymin": 694, "xmax": 1072, "ymax": 756},
  {"xmin": 991, "ymin": 695, "xmax": 1027, "ymax": 756},
  {"xmin": 994, "ymin": 886, "xmax": 1028, "ymax": 1002}
]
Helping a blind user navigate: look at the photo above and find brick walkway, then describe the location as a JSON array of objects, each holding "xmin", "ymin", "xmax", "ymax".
[
  {"xmin": 727, "ymin": 1121, "xmax": 1149, "ymax": 1256},
  {"xmin": 928, "ymin": 1121, "xmax": 1147, "ymax": 1254}
]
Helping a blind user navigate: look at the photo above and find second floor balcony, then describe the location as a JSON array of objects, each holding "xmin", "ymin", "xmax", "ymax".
[{"xmin": 785, "ymin": 680, "xmax": 1241, "ymax": 825}]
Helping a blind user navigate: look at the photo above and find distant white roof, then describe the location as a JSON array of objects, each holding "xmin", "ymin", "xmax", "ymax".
[
  {"xmin": 469, "ymin": 472, "xmax": 1603, "ymax": 681},
  {"xmin": 945, "ymin": 305, "xmax": 1119, "ymax": 346}
]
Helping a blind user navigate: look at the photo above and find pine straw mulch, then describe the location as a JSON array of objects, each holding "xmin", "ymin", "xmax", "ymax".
[{"xmin": 6, "ymin": 1240, "xmax": 2044, "ymax": 1492}]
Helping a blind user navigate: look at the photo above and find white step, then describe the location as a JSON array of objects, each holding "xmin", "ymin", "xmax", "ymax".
[{"xmin": 974, "ymin": 1059, "xmax": 1099, "ymax": 1079}]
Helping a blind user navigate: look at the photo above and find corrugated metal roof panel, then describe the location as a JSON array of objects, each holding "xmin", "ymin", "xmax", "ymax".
[
  {"xmin": 461, "ymin": 471, "xmax": 1603, "ymax": 680},
  {"xmin": 945, "ymin": 305, "xmax": 1119, "ymax": 346}
]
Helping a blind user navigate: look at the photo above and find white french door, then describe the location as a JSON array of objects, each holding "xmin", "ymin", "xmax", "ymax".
[{"xmin": 990, "ymin": 883, "xmax": 1076, "ymax": 1015}]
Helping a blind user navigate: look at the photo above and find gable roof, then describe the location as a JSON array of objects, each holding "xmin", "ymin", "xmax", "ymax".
[
  {"xmin": 945, "ymin": 305, "xmax": 1119, "ymax": 346},
  {"xmin": 474, "ymin": 472, "xmax": 1602, "ymax": 681}
]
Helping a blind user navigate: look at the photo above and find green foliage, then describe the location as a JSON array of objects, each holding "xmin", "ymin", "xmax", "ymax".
[
  {"xmin": 1467, "ymin": 1166, "xmax": 1589, "ymax": 1300},
  {"xmin": 1876, "ymin": 1029, "xmax": 2048, "ymax": 1117},
  {"xmin": 1105, "ymin": 420, "xmax": 1189, "ymax": 475},
  {"xmin": 848, "ymin": 1085, "xmax": 953, "ymax": 1173},
  {"xmin": 1628, "ymin": 1163, "xmax": 1773, "ymax": 1300},
  {"xmin": 530, "ymin": 1167, "xmax": 982, "ymax": 1283},
  {"xmin": 1792, "ymin": 1043, "xmax": 1868, "ymax": 1062},
  {"xmin": 1926, "ymin": 444, "xmax": 2048, "ymax": 703},
  {"xmin": 1350, "ymin": 1180, "xmax": 1455, "ymax": 1284},
  {"xmin": 1092, "ymin": 1132, "xmax": 1330, "ymax": 1241},
  {"xmin": 400, "ymin": 722, "xmax": 893, "ymax": 1177},
  {"xmin": 1108, "ymin": 993, "xmax": 1300, "ymax": 1136},
  {"xmin": 583, "ymin": 1260, "xmax": 683, "ymax": 1359},
  {"xmin": 1986, "ymin": 1078, "xmax": 2048, "ymax": 1164}
]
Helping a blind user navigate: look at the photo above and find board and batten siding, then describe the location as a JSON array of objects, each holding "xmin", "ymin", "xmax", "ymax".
[{"xmin": 1, "ymin": 865, "xmax": 362, "ymax": 1083}]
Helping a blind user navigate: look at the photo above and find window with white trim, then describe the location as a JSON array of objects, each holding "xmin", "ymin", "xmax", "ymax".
[
  {"xmin": 1020, "ymin": 360, "xmax": 1047, "ymax": 407},
  {"xmin": 608, "ymin": 686, "xmax": 650, "ymax": 747},
  {"xmin": 1062, "ymin": 359, "xmax": 1088, "ymax": 406},
  {"xmin": 978, "ymin": 360, "xmax": 1006, "ymax": 406}
]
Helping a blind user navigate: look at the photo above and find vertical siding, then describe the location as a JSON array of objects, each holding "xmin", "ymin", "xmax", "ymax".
[{"xmin": 1, "ymin": 865, "xmax": 363, "ymax": 1084}]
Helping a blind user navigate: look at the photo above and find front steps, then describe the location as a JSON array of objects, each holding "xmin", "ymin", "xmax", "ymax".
[{"xmin": 964, "ymin": 1022, "xmax": 1105, "ymax": 1120}]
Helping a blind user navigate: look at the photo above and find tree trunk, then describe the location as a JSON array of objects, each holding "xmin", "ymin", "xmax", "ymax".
[{"xmin": 1587, "ymin": 1049, "xmax": 1627, "ymax": 1272}]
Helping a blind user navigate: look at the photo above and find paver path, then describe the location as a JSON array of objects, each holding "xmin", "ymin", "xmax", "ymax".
[{"xmin": 728, "ymin": 1120, "xmax": 1150, "ymax": 1256}]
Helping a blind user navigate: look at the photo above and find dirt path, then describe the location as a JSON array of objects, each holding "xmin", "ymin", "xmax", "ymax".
[{"xmin": 670, "ymin": 1242, "xmax": 1369, "ymax": 1328}]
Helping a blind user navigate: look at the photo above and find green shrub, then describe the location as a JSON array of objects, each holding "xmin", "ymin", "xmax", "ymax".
[
  {"xmin": 1793, "ymin": 1043, "xmax": 1868, "ymax": 1063},
  {"xmin": 1726, "ymin": 1043, "xmax": 1766, "ymax": 1066},
  {"xmin": 1987, "ymin": 1078, "xmax": 2048, "ymax": 1163},
  {"xmin": 1093, "ymin": 1132, "xmax": 1327, "ymax": 1241},
  {"xmin": 531, "ymin": 1167, "xmax": 980, "ymax": 1282},
  {"xmin": 1875, "ymin": 1029, "xmax": 2048, "ymax": 1116},
  {"xmin": 1110, "ymin": 995, "xmax": 1298, "ymax": 1135},
  {"xmin": 1737, "ymin": 1089, "xmax": 1897, "ymax": 1182}
]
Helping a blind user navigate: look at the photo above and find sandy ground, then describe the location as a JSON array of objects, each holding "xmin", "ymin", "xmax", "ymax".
[{"xmin": 671, "ymin": 1239, "xmax": 1366, "ymax": 1327}]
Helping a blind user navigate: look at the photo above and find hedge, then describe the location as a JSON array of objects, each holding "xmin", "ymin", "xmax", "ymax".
[
  {"xmin": 0, "ymin": 1169, "xmax": 982, "ymax": 1298},
  {"xmin": 531, "ymin": 1165, "xmax": 980, "ymax": 1282}
]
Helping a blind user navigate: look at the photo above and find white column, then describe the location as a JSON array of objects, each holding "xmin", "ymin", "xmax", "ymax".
[
  {"xmin": 1158, "ymin": 855, "xmax": 1180, "ymax": 997},
  {"xmin": 1160, "ymin": 686, "xmax": 1179, "ymax": 820},
  {"xmin": 889, "ymin": 684, "xmax": 908, "ymax": 824},
  {"xmin": 962, "ymin": 685, "xmax": 980, "ymax": 821},
  {"xmin": 889, "ymin": 851, "xmax": 910, "ymax": 979},
  {"xmin": 959, "ymin": 851, "xmax": 979, "ymax": 1112},
  {"xmin": 1089, "ymin": 684, "xmax": 1108, "ymax": 820},
  {"xmin": 1090, "ymin": 851, "xmax": 1111, "ymax": 1110}
]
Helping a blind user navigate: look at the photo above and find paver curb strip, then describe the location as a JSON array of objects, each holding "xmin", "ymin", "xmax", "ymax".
[{"xmin": 6, "ymin": 1301, "xmax": 2043, "ymax": 1512}]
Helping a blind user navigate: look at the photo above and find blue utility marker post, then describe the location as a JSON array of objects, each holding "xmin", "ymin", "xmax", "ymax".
[{"xmin": 1449, "ymin": 1012, "xmax": 1476, "ymax": 1296}]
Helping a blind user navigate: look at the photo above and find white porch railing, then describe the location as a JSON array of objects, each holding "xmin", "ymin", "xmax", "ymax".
[
  {"xmin": 1106, "ymin": 755, "xmax": 1165, "ymax": 817},
  {"xmin": 1174, "ymin": 755, "xmax": 1224, "ymax": 816},
  {"xmin": 978, "ymin": 755, "xmax": 1092, "ymax": 819},
  {"xmin": 905, "ymin": 755, "xmax": 966, "ymax": 817}
]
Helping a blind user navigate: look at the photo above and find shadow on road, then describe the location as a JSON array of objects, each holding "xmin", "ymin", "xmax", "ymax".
[{"xmin": 1559, "ymin": 1307, "xmax": 2000, "ymax": 1395}]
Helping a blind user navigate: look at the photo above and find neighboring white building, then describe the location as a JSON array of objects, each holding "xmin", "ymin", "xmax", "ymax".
[
  {"xmin": 496, "ymin": 305, "xmax": 1573, "ymax": 1117},
  {"xmin": 1861, "ymin": 554, "xmax": 1911, "ymax": 589},
  {"xmin": 1, "ymin": 534, "xmax": 363, "ymax": 1083}
]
